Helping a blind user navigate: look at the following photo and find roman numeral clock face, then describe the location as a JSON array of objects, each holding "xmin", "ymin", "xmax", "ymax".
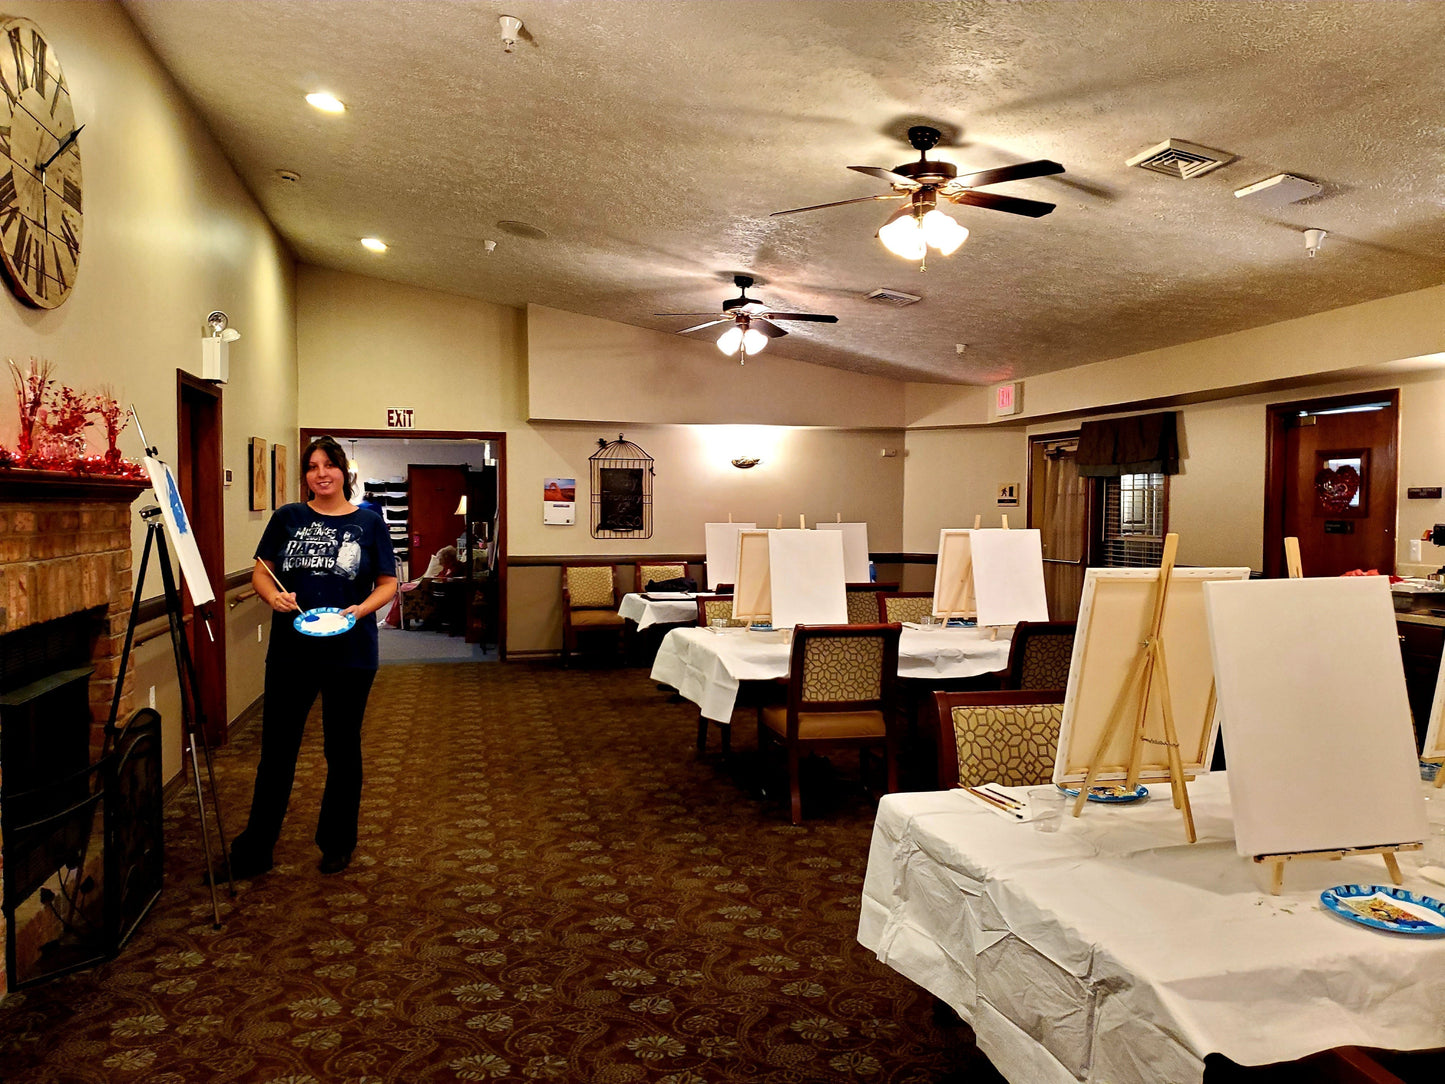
[{"xmin": 0, "ymin": 17, "xmax": 82, "ymax": 308}]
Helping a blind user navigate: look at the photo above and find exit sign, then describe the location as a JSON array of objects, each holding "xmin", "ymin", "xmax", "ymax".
[
  {"xmin": 386, "ymin": 408, "xmax": 415, "ymax": 429},
  {"xmin": 994, "ymin": 382, "xmax": 1021, "ymax": 416}
]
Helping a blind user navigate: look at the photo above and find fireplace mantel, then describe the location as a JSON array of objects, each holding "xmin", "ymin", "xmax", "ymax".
[{"xmin": 0, "ymin": 470, "xmax": 148, "ymax": 504}]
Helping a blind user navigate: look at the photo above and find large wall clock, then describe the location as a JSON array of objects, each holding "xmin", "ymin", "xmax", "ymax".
[{"xmin": 0, "ymin": 16, "xmax": 82, "ymax": 308}]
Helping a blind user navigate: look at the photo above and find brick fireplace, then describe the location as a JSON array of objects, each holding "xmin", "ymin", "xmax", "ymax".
[{"xmin": 0, "ymin": 470, "xmax": 147, "ymax": 998}]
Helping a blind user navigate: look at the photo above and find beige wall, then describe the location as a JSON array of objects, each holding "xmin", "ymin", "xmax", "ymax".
[
  {"xmin": 0, "ymin": 2, "xmax": 297, "ymax": 772},
  {"xmin": 297, "ymin": 269, "xmax": 909, "ymax": 652},
  {"xmin": 902, "ymin": 427, "xmax": 1029, "ymax": 551},
  {"xmin": 528, "ymin": 304, "xmax": 906, "ymax": 428}
]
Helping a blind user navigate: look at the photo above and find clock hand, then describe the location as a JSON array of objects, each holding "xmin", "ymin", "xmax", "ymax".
[{"xmin": 38, "ymin": 123, "xmax": 84, "ymax": 173}]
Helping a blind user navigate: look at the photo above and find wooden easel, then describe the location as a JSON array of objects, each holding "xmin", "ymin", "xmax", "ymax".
[
  {"xmin": 1071, "ymin": 533, "xmax": 1201, "ymax": 841},
  {"xmin": 1254, "ymin": 843, "xmax": 1420, "ymax": 895},
  {"xmin": 1284, "ymin": 536, "xmax": 1303, "ymax": 578},
  {"xmin": 936, "ymin": 531, "xmax": 978, "ymax": 624}
]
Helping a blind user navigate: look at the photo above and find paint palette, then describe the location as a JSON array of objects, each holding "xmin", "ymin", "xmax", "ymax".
[
  {"xmin": 294, "ymin": 607, "xmax": 356, "ymax": 637},
  {"xmin": 1319, "ymin": 885, "xmax": 1445, "ymax": 935},
  {"xmin": 1057, "ymin": 783, "xmax": 1150, "ymax": 803}
]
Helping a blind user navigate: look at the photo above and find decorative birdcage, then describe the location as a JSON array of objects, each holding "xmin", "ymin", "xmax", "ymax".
[{"xmin": 589, "ymin": 434, "xmax": 654, "ymax": 539}]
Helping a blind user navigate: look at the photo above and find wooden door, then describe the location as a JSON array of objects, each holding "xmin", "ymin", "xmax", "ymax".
[
  {"xmin": 1029, "ymin": 435, "xmax": 1091, "ymax": 621},
  {"xmin": 407, "ymin": 464, "xmax": 468, "ymax": 575},
  {"xmin": 176, "ymin": 373, "xmax": 226, "ymax": 744},
  {"xmin": 1265, "ymin": 392, "xmax": 1399, "ymax": 578}
]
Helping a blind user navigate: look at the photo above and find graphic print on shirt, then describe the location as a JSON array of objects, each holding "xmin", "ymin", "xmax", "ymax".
[{"xmin": 279, "ymin": 521, "xmax": 364, "ymax": 580}]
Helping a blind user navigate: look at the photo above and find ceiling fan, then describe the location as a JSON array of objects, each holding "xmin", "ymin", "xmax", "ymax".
[
  {"xmin": 771, "ymin": 125, "xmax": 1064, "ymax": 268},
  {"xmin": 656, "ymin": 275, "xmax": 838, "ymax": 362}
]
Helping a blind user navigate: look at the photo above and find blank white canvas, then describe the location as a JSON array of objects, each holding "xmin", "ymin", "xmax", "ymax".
[
  {"xmin": 970, "ymin": 529, "xmax": 1049, "ymax": 627},
  {"xmin": 704, "ymin": 522, "xmax": 755, "ymax": 588},
  {"xmin": 1424, "ymin": 651, "xmax": 1445, "ymax": 762},
  {"xmin": 816, "ymin": 522, "xmax": 871, "ymax": 582},
  {"xmin": 1203, "ymin": 577, "xmax": 1428, "ymax": 858},
  {"xmin": 769, "ymin": 529, "xmax": 847, "ymax": 629},
  {"xmin": 932, "ymin": 530, "xmax": 975, "ymax": 618}
]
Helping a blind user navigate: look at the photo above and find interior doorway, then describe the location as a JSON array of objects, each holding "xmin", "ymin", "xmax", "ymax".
[
  {"xmin": 300, "ymin": 428, "xmax": 506, "ymax": 659},
  {"xmin": 1264, "ymin": 390, "xmax": 1399, "ymax": 578},
  {"xmin": 1028, "ymin": 434, "xmax": 1091, "ymax": 621},
  {"xmin": 176, "ymin": 372, "xmax": 227, "ymax": 744}
]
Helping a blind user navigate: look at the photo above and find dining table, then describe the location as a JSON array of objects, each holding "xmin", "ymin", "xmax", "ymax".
[
  {"xmin": 858, "ymin": 773, "xmax": 1445, "ymax": 1084},
  {"xmin": 650, "ymin": 623, "xmax": 1013, "ymax": 723},
  {"xmin": 618, "ymin": 591, "xmax": 701, "ymax": 630}
]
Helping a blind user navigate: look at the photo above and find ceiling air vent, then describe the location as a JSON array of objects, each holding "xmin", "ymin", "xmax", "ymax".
[
  {"xmin": 1125, "ymin": 138, "xmax": 1234, "ymax": 180},
  {"xmin": 864, "ymin": 287, "xmax": 922, "ymax": 307}
]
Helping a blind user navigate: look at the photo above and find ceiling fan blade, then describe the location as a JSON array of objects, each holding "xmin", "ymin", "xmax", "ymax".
[
  {"xmin": 847, "ymin": 165, "xmax": 918, "ymax": 187},
  {"xmin": 750, "ymin": 319, "xmax": 789, "ymax": 338},
  {"xmin": 675, "ymin": 319, "xmax": 731, "ymax": 335},
  {"xmin": 949, "ymin": 159, "xmax": 1065, "ymax": 190},
  {"xmin": 770, "ymin": 193, "xmax": 904, "ymax": 217},
  {"xmin": 945, "ymin": 189, "xmax": 1058, "ymax": 218},
  {"xmin": 656, "ymin": 312, "xmax": 726, "ymax": 317},
  {"xmin": 755, "ymin": 312, "xmax": 838, "ymax": 323}
]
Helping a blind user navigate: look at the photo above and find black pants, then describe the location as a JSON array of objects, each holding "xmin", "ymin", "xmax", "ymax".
[{"xmin": 232, "ymin": 655, "xmax": 376, "ymax": 862}]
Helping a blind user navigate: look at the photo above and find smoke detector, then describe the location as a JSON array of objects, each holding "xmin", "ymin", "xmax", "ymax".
[
  {"xmin": 864, "ymin": 287, "xmax": 922, "ymax": 307},
  {"xmin": 1234, "ymin": 173, "xmax": 1323, "ymax": 206},
  {"xmin": 1125, "ymin": 139, "xmax": 1234, "ymax": 179}
]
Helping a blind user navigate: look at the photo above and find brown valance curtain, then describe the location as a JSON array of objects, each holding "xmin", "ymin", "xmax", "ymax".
[{"xmin": 1075, "ymin": 411, "xmax": 1180, "ymax": 477}]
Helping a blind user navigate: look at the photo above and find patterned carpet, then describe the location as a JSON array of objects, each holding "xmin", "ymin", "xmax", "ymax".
[{"xmin": 0, "ymin": 661, "xmax": 1003, "ymax": 1083}]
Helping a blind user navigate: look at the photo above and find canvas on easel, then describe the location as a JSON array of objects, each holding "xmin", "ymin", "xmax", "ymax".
[
  {"xmin": 705, "ymin": 521, "xmax": 755, "ymax": 588},
  {"xmin": 768, "ymin": 529, "xmax": 847, "ymax": 629},
  {"xmin": 970, "ymin": 528, "xmax": 1049, "ymax": 628},
  {"xmin": 731, "ymin": 530, "xmax": 773, "ymax": 623},
  {"xmin": 1204, "ymin": 576, "xmax": 1428, "ymax": 889},
  {"xmin": 1424, "ymin": 650, "xmax": 1445, "ymax": 788},
  {"xmin": 1053, "ymin": 539, "xmax": 1250, "ymax": 839},
  {"xmin": 816, "ymin": 521, "xmax": 870, "ymax": 582},
  {"xmin": 932, "ymin": 529, "xmax": 977, "ymax": 620}
]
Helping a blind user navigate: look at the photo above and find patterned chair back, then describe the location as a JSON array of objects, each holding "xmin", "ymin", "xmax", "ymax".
[
  {"xmin": 879, "ymin": 592, "xmax": 934, "ymax": 624},
  {"xmin": 1004, "ymin": 621, "xmax": 1077, "ymax": 690},
  {"xmin": 564, "ymin": 564, "xmax": 616, "ymax": 609},
  {"xmin": 788, "ymin": 624, "xmax": 901, "ymax": 715},
  {"xmin": 842, "ymin": 582, "xmax": 897, "ymax": 624},
  {"xmin": 637, "ymin": 563, "xmax": 687, "ymax": 592},
  {"xmin": 934, "ymin": 690, "xmax": 1066, "ymax": 790},
  {"xmin": 696, "ymin": 595, "xmax": 749, "ymax": 627}
]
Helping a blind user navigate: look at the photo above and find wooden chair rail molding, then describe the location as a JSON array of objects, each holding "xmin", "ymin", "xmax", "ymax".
[{"xmin": 506, "ymin": 552, "xmax": 930, "ymax": 567}]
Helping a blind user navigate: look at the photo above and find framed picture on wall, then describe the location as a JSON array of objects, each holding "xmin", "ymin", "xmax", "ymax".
[
  {"xmin": 249, "ymin": 437, "xmax": 268, "ymax": 511},
  {"xmin": 272, "ymin": 444, "xmax": 288, "ymax": 509}
]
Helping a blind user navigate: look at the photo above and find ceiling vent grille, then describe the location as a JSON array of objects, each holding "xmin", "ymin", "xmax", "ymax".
[
  {"xmin": 864, "ymin": 287, "xmax": 922, "ymax": 307},
  {"xmin": 1125, "ymin": 139, "xmax": 1234, "ymax": 179}
]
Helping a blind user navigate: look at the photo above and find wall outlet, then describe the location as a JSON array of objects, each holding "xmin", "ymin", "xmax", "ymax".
[
  {"xmin": 148, "ymin": 685, "xmax": 156, "ymax": 709},
  {"xmin": 1410, "ymin": 539, "xmax": 1423, "ymax": 561},
  {"xmin": 257, "ymin": 623, "xmax": 264, "ymax": 643}
]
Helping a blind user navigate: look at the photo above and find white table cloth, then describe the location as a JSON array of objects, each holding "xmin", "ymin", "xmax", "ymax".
[
  {"xmin": 651, "ymin": 625, "xmax": 1013, "ymax": 723},
  {"xmin": 618, "ymin": 592, "xmax": 699, "ymax": 630},
  {"xmin": 858, "ymin": 774, "xmax": 1445, "ymax": 1084}
]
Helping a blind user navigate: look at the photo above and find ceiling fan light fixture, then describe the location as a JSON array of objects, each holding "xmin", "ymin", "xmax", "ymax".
[
  {"xmin": 921, "ymin": 209, "xmax": 969, "ymax": 255},
  {"xmin": 878, "ymin": 213, "xmax": 927, "ymax": 260},
  {"xmin": 716, "ymin": 325, "xmax": 744, "ymax": 355},
  {"xmin": 741, "ymin": 328, "xmax": 768, "ymax": 355}
]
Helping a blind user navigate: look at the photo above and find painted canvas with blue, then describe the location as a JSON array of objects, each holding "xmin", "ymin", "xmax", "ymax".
[{"xmin": 144, "ymin": 455, "xmax": 216, "ymax": 607}]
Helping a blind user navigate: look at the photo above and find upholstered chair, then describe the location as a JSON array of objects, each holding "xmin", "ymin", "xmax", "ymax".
[
  {"xmin": 1002, "ymin": 621, "xmax": 1077, "ymax": 690},
  {"xmin": 933, "ymin": 689, "xmax": 1066, "ymax": 790},
  {"xmin": 561, "ymin": 563, "xmax": 624, "ymax": 662},
  {"xmin": 636, "ymin": 563, "xmax": 687, "ymax": 593},
  {"xmin": 757, "ymin": 623, "xmax": 902, "ymax": 824},
  {"xmin": 877, "ymin": 591, "xmax": 935, "ymax": 624},
  {"xmin": 844, "ymin": 582, "xmax": 896, "ymax": 623}
]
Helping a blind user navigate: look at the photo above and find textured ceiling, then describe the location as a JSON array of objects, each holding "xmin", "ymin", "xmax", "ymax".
[{"xmin": 121, "ymin": 0, "xmax": 1445, "ymax": 385}]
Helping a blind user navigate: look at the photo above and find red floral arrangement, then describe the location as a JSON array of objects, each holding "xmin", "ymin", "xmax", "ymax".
[{"xmin": 3, "ymin": 358, "xmax": 146, "ymax": 478}]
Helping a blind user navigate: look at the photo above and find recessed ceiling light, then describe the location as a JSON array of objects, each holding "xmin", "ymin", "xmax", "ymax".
[
  {"xmin": 360, "ymin": 237, "xmax": 387, "ymax": 253},
  {"xmin": 305, "ymin": 92, "xmax": 345, "ymax": 113}
]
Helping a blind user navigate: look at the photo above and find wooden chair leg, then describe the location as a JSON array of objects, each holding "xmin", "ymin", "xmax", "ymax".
[
  {"xmin": 787, "ymin": 745, "xmax": 803, "ymax": 825},
  {"xmin": 696, "ymin": 714, "xmax": 709, "ymax": 755}
]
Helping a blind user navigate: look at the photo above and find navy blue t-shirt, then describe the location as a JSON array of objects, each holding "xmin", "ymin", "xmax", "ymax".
[{"xmin": 255, "ymin": 503, "xmax": 396, "ymax": 668}]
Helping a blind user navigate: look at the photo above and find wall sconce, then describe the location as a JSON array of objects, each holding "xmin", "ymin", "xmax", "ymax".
[
  {"xmin": 201, "ymin": 311, "xmax": 240, "ymax": 383},
  {"xmin": 731, "ymin": 456, "xmax": 761, "ymax": 469}
]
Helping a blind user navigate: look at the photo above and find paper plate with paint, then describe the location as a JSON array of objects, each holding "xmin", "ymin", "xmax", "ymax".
[
  {"xmin": 294, "ymin": 607, "xmax": 356, "ymax": 637},
  {"xmin": 1320, "ymin": 885, "xmax": 1445, "ymax": 935},
  {"xmin": 1057, "ymin": 782, "xmax": 1149, "ymax": 803}
]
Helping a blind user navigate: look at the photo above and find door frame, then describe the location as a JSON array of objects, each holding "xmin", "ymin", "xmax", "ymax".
[
  {"xmin": 299, "ymin": 428, "xmax": 507, "ymax": 659},
  {"xmin": 176, "ymin": 371, "xmax": 227, "ymax": 743},
  {"xmin": 1027, "ymin": 430, "xmax": 1095, "ymax": 618},
  {"xmin": 1262, "ymin": 389, "xmax": 1399, "ymax": 579}
]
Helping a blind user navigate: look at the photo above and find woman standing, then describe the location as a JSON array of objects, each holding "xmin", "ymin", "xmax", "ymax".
[{"xmin": 229, "ymin": 436, "xmax": 397, "ymax": 877}]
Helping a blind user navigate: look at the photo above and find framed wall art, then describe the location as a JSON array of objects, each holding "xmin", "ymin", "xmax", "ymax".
[
  {"xmin": 271, "ymin": 443, "xmax": 287, "ymax": 509},
  {"xmin": 248, "ymin": 437, "xmax": 268, "ymax": 511}
]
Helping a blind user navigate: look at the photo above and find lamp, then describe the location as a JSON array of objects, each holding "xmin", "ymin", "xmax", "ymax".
[
  {"xmin": 454, "ymin": 495, "xmax": 467, "ymax": 516},
  {"xmin": 716, "ymin": 318, "xmax": 769, "ymax": 362},
  {"xmin": 730, "ymin": 457, "xmax": 761, "ymax": 469},
  {"xmin": 878, "ymin": 196, "xmax": 969, "ymax": 267},
  {"xmin": 201, "ymin": 311, "xmax": 240, "ymax": 383}
]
